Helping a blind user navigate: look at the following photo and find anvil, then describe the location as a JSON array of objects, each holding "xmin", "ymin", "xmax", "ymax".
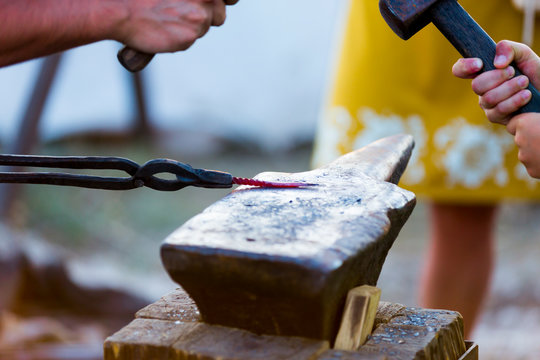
[{"xmin": 161, "ymin": 134, "xmax": 416, "ymax": 342}]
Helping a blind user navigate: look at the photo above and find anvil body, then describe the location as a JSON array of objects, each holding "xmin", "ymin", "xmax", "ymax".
[{"xmin": 161, "ymin": 135, "xmax": 416, "ymax": 341}]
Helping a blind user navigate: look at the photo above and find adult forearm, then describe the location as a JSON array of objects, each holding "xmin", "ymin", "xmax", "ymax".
[
  {"xmin": 0, "ymin": 0, "xmax": 125, "ymax": 66},
  {"xmin": 0, "ymin": 0, "xmax": 236, "ymax": 68}
]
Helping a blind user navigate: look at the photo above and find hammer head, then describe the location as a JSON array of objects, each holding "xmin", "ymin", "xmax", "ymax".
[{"xmin": 379, "ymin": 0, "xmax": 439, "ymax": 40}]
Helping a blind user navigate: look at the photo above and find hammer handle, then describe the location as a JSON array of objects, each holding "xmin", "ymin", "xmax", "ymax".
[
  {"xmin": 431, "ymin": 0, "xmax": 540, "ymax": 114},
  {"xmin": 117, "ymin": 46, "xmax": 155, "ymax": 72}
]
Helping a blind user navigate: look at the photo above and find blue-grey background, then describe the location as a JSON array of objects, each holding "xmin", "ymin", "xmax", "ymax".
[{"xmin": 0, "ymin": 0, "xmax": 347, "ymax": 151}]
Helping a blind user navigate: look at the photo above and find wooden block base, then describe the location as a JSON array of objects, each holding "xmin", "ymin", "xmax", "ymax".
[{"xmin": 104, "ymin": 289, "xmax": 472, "ymax": 360}]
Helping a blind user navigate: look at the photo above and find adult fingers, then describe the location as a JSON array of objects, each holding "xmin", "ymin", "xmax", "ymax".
[
  {"xmin": 184, "ymin": 1, "xmax": 215, "ymax": 39},
  {"xmin": 452, "ymin": 58, "xmax": 483, "ymax": 79},
  {"xmin": 211, "ymin": 0, "xmax": 226, "ymax": 26}
]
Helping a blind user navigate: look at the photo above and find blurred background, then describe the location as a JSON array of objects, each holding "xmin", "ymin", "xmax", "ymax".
[{"xmin": 0, "ymin": 0, "xmax": 539, "ymax": 359}]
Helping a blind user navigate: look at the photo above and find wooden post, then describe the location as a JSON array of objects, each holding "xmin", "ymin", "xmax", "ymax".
[
  {"xmin": 105, "ymin": 290, "xmax": 330, "ymax": 360},
  {"xmin": 104, "ymin": 289, "xmax": 470, "ymax": 360}
]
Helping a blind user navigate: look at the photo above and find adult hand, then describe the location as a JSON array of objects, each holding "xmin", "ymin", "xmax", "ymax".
[
  {"xmin": 112, "ymin": 0, "xmax": 238, "ymax": 54},
  {"xmin": 452, "ymin": 40, "xmax": 540, "ymax": 126},
  {"xmin": 0, "ymin": 0, "xmax": 239, "ymax": 67}
]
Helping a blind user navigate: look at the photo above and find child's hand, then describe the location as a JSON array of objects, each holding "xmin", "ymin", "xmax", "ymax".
[
  {"xmin": 507, "ymin": 113, "xmax": 540, "ymax": 178},
  {"xmin": 452, "ymin": 40, "xmax": 540, "ymax": 127}
]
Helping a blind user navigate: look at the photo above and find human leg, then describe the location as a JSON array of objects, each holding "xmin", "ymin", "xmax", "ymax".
[{"xmin": 418, "ymin": 202, "xmax": 497, "ymax": 337}]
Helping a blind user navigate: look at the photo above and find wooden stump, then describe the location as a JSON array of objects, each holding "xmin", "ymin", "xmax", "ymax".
[
  {"xmin": 104, "ymin": 288, "xmax": 469, "ymax": 360},
  {"xmin": 160, "ymin": 135, "xmax": 416, "ymax": 341}
]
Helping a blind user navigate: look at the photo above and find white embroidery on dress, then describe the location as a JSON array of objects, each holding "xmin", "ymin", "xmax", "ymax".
[
  {"xmin": 434, "ymin": 118, "xmax": 513, "ymax": 188},
  {"xmin": 312, "ymin": 106, "xmax": 353, "ymax": 167},
  {"xmin": 353, "ymin": 108, "xmax": 427, "ymax": 185}
]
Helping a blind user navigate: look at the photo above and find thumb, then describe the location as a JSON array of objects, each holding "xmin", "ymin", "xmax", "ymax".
[{"xmin": 495, "ymin": 40, "xmax": 540, "ymax": 88}]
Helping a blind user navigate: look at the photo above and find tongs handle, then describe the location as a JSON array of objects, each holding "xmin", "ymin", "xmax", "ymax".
[
  {"xmin": 0, "ymin": 154, "xmax": 233, "ymax": 191},
  {"xmin": 117, "ymin": 46, "xmax": 155, "ymax": 72}
]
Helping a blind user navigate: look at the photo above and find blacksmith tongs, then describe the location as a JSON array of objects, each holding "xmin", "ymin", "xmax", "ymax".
[{"xmin": 0, "ymin": 154, "xmax": 314, "ymax": 191}]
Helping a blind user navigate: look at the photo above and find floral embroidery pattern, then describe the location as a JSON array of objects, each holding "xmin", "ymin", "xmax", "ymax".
[
  {"xmin": 314, "ymin": 107, "xmax": 539, "ymax": 197},
  {"xmin": 433, "ymin": 118, "xmax": 513, "ymax": 188},
  {"xmin": 312, "ymin": 106, "xmax": 352, "ymax": 167},
  {"xmin": 352, "ymin": 108, "xmax": 427, "ymax": 185}
]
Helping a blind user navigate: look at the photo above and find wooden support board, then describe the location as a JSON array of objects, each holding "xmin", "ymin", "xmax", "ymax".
[
  {"xmin": 334, "ymin": 285, "xmax": 381, "ymax": 351},
  {"xmin": 104, "ymin": 288, "xmax": 470, "ymax": 360},
  {"xmin": 161, "ymin": 135, "xmax": 416, "ymax": 341}
]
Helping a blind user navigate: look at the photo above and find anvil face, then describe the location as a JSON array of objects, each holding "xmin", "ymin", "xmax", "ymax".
[{"xmin": 161, "ymin": 135, "xmax": 416, "ymax": 341}]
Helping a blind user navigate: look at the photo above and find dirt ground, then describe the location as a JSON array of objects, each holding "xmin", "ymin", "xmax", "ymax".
[{"xmin": 2, "ymin": 136, "xmax": 540, "ymax": 359}]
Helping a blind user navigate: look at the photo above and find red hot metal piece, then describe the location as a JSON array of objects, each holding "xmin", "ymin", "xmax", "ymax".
[{"xmin": 232, "ymin": 177, "xmax": 316, "ymax": 188}]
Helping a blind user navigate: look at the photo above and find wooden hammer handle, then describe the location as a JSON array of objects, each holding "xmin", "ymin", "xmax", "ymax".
[
  {"xmin": 117, "ymin": 46, "xmax": 155, "ymax": 72},
  {"xmin": 431, "ymin": 0, "xmax": 540, "ymax": 114}
]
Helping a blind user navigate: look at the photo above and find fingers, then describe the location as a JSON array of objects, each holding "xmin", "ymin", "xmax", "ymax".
[
  {"xmin": 484, "ymin": 90, "xmax": 531, "ymax": 125},
  {"xmin": 493, "ymin": 40, "xmax": 517, "ymax": 68},
  {"xmin": 452, "ymin": 58, "xmax": 483, "ymax": 79},
  {"xmin": 495, "ymin": 40, "xmax": 540, "ymax": 89},
  {"xmin": 183, "ymin": 0, "xmax": 225, "ymax": 40},
  {"xmin": 494, "ymin": 40, "xmax": 534, "ymax": 68},
  {"xmin": 494, "ymin": 40, "xmax": 535, "ymax": 69},
  {"xmin": 451, "ymin": 40, "xmax": 540, "ymax": 145},
  {"xmin": 201, "ymin": 0, "xmax": 235, "ymax": 27},
  {"xmin": 477, "ymin": 74, "xmax": 528, "ymax": 109},
  {"xmin": 114, "ymin": 0, "xmax": 237, "ymax": 54},
  {"xmin": 179, "ymin": 2, "xmax": 212, "ymax": 40},
  {"xmin": 210, "ymin": 0, "xmax": 226, "ymax": 26},
  {"xmin": 470, "ymin": 65, "xmax": 532, "ymax": 125},
  {"xmin": 471, "ymin": 66, "xmax": 515, "ymax": 95}
]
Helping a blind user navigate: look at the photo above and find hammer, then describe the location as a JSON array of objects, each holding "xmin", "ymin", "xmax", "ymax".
[{"xmin": 379, "ymin": 0, "xmax": 540, "ymax": 114}]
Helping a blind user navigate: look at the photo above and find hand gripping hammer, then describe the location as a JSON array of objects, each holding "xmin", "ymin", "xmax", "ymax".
[{"xmin": 379, "ymin": 0, "xmax": 540, "ymax": 114}]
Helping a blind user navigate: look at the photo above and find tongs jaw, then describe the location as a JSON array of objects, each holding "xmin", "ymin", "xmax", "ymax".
[{"xmin": 134, "ymin": 159, "xmax": 233, "ymax": 190}]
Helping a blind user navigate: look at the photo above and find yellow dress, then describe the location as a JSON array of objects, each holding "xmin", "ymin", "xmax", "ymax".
[{"xmin": 312, "ymin": 0, "xmax": 540, "ymax": 202}]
